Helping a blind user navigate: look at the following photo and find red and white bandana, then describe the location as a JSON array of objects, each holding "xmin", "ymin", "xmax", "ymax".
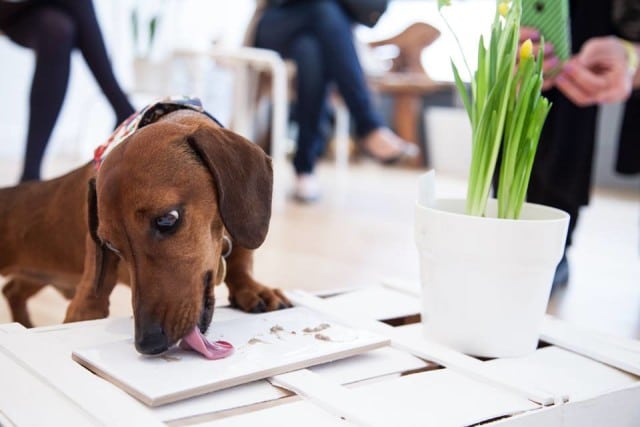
[{"xmin": 93, "ymin": 96, "xmax": 221, "ymax": 170}]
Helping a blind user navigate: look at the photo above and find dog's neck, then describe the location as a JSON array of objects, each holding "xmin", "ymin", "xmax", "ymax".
[{"xmin": 93, "ymin": 96, "xmax": 222, "ymax": 170}]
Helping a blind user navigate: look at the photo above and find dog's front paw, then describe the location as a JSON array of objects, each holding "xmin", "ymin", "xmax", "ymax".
[
  {"xmin": 229, "ymin": 285, "xmax": 292, "ymax": 313},
  {"xmin": 64, "ymin": 302, "xmax": 109, "ymax": 323}
]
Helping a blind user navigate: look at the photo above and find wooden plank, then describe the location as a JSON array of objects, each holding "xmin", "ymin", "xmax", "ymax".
[
  {"xmin": 483, "ymin": 346, "xmax": 637, "ymax": 402},
  {"xmin": 310, "ymin": 346, "xmax": 429, "ymax": 384},
  {"xmin": 4, "ymin": 314, "xmax": 422, "ymax": 424},
  {"xmin": 0, "ymin": 347, "xmax": 101, "ymax": 426},
  {"xmin": 381, "ymin": 276, "xmax": 421, "ymax": 297},
  {"xmin": 155, "ymin": 380, "xmax": 290, "ymax": 424},
  {"xmin": 155, "ymin": 347, "xmax": 427, "ymax": 423},
  {"xmin": 270, "ymin": 369, "xmax": 391, "ymax": 427},
  {"xmin": 347, "ymin": 368, "xmax": 539, "ymax": 426},
  {"xmin": 188, "ymin": 399, "xmax": 349, "ymax": 427},
  {"xmin": 271, "ymin": 367, "xmax": 539, "ymax": 427},
  {"xmin": 0, "ymin": 322, "xmax": 27, "ymax": 334},
  {"xmin": 321, "ymin": 285, "xmax": 421, "ymax": 321},
  {"xmin": 540, "ymin": 315, "xmax": 640, "ymax": 376},
  {"xmin": 488, "ymin": 383, "xmax": 640, "ymax": 426},
  {"xmin": 0, "ymin": 333, "xmax": 162, "ymax": 426},
  {"xmin": 288, "ymin": 290, "xmax": 562, "ymax": 405}
]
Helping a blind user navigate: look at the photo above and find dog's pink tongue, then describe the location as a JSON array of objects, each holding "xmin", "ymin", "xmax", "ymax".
[{"xmin": 179, "ymin": 326, "xmax": 234, "ymax": 360}]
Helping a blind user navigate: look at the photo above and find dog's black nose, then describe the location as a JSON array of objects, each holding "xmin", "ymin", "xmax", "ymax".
[{"xmin": 135, "ymin": 324, "xmax": 169, "ymax": 355}]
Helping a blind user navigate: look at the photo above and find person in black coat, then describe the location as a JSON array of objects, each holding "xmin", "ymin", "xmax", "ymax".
[{"xmin": 520, "ymin": 0, "xmax": 640, "ymax": 288}]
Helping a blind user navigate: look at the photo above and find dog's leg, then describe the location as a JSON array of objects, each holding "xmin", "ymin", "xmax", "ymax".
[
  {"xmin": 2, "ymin": 278, "xmax": 46, "ymax": 328},
  {"xmin": 225, "ymin": 246, "xmax": 291, "ymax": 312},
  {"xmin": 64, "ymin": 234, "xmax": 119, "ymax": 323}
]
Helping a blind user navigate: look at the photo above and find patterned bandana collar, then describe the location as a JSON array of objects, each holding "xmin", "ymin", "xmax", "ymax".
[{"xmin": 93, "ymin": 96, "xmax": 223, "ymax": 170}]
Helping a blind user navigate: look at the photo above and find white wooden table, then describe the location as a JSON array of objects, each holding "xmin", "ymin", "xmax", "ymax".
[{"xmin": 1, "ymin": 285, "xmax": 639, "ymax": 426}]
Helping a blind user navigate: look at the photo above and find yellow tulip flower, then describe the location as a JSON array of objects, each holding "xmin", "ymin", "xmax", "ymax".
[
  {"xmin": 498, "ymin": 2, "xmax": 510, "ymax": 17},
  {"xmin": 520, "ymin": 39, "xmax": 533, "ymax": 62}
]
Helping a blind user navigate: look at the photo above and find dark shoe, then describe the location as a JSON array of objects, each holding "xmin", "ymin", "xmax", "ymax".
[
  {"xmin": 361, "ymin": 128, "xmax": 419, "ymax": 165},
  {"xmin": 551, "ymin": 254, "xmax": 569, "ymax": 292}
]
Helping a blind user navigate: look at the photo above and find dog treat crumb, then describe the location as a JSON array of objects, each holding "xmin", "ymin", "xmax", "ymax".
[
  {"xmin": 248, "ymin": 337, "xmax": 270, "ymax": 345},
  {"xmin": 303, "ymin": 323, "xmax": 331, "ymax": 333},
  {"xmin": 314, "ymin": 333, "xmax": 331, "ymax": 342},
  {"xmin": 161, "ymin": 355, "xmax": 181, "ymax": 362},
  {"xmin": 270, "ymin": 325, "xmax": 284, "ymax": 334},
  {"xmin": 290, "ymin": 331, "xmax": 297, "ymax": 335}
]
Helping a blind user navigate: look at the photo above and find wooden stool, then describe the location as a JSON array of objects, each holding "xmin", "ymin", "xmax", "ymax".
[{"xmin": 368, "ymin": 22, "xmax": 452, "ymax": 167}]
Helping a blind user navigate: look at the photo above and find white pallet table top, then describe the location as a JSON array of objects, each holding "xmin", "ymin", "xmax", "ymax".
[
  {"xmin": 0, "ymin": 322, "xmax": 26, "ymax": 334},
  {"xmin": 0, "ymin": 305, "xmax": 425, "ymax": 425},
  {"xmin": 71, "ymin": 307, "xmax": 390, "ymax": 407},
  {"xmin": 318, "ymin": 284, "xmax": 422, "ymax": 321},
  {"xmin": 0, "ymin": 346, "xmax": 106, "ymax": 426},
  {"xmin": 192, "ymin": 399, "xmax": 351, "ymax": 427},
  {"xmin": 0, "ymin": 331, "xmax": 162, "ymax": 426},
  {"xmin": 540, "ymin": 315, "xmax": 640, "ymax": 376},
  {"xmin": 269, "ymin": 365, "xmax": 539, "ymax": 427},
  {"xmin": 287, "ymin": 289, "xmax": 563, "ymax": 405},
  {"xmin": 285, "ymin": 289, "xmax": 640, "ymax": 425},
  {"xmin": 0, "ymin": 286, "xmax": 639, "ymax": 426},
  {"xmin": 395, "ymin": 323, "xmax": 639, "ymax": 401},
  {"xmin": 203, "ymin": 379, "xmax": 640, "ymax": 427},
  {"xmin": 485, "ymin": 344, "xmax": 639, "ymax": 402},
  {"xmin": 489, "ymin": 383, "xmax": 640, "ymax": 427}
]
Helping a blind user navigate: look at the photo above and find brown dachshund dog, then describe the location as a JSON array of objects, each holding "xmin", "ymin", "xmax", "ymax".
[{"xmin": 0, "ymin": 108, "xmax": 290, "ymax": 355}]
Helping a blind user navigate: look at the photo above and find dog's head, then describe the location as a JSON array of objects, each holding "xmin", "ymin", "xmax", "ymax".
[{"xmin": 87, "ymin": 110, "xmax": 272, "ymax": 355}]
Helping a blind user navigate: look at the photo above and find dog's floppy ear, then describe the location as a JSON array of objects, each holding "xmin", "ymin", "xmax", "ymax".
[
  {"xmin": 64, "ymin": 179, "xmax": 120, "ymax": 322},
  {"xmin": 187, "ymin": 126, "xmax": 273, "ymax": 249},
  {"xmin": 87, "ymin": 178, "xmax": 119, "ymax": 292}
]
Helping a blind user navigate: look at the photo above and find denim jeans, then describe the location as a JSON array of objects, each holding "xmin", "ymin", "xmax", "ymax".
[{"xmin": 255, "ymin": 0, "xmax": 383, "ymax": 174}]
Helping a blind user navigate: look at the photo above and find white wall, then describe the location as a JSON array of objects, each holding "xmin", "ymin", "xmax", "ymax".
[
  {"xmin": 357, "ymin": 0, "xmax": 495, "ymax": 82},
  {"xmin": 1, "ymin": 0, "xmax": 636, "ymax": 189}
]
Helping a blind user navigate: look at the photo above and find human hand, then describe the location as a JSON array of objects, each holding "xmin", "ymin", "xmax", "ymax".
[
  {"xmin": 555, "ymin": 36, "xmax": 635, "ymax": 106},
  {"xmin": 519, "ymin": 26, "xmax": 559, "ymax": 91}
]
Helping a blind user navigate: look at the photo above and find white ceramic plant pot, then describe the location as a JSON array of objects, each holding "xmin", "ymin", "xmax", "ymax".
[{"xmin": 415, "ymin": 198, "xmax": 569, "ymax": 358}]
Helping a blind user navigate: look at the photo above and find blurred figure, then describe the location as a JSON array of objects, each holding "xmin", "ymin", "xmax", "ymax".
[
  {"xmin": 520, "ymin": 0, "xmax": 640, "ymax": 288},
  {"xmin": 0, "ymin": 0, "xmax": 135, "ymax": 182},
  {"xmin": 249, "ymin": 0, "xmax": 418, "ymax": 203}
]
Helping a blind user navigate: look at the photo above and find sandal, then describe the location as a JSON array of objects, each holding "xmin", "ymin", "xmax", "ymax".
[{"xmin": 361, "ymin": 128, "xmax": 419, "ymax": 165}]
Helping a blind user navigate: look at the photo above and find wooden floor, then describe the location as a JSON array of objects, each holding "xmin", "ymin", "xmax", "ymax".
[{"xmin": 1, "ymin": 158, "xmax": 639, "ymax": 340}]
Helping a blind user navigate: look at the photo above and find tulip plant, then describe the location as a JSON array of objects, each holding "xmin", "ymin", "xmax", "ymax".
[{"xmin": 438, "ymin": 0, "xmax": 551, "ymax": 219}]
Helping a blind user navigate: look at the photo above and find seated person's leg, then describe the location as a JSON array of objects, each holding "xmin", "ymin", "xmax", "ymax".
[
  {"xmin": 49, "ymin": 0, "xmax": 134, "ymax": 124},
  {"xmin": 255, "ymin": 0, "xmax": 417, "ymax": 166},
  {"xmin": 290, "ymin": 35, "xmax": 329, "ymax": 177},
  {"xmin": 296, "ymin": 1, "xmax": 419, "ymax": 163},
  {"xmin": 2, "ymin": 6, "xmax": 75, "ymax": 181},
  {"xmin": 304, "ymin": 1, "xmax": 383, "ymax": 136}
]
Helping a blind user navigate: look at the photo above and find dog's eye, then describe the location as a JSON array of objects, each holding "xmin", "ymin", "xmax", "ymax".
[{"xmin": 154, "ymin": 209, "xmax": 180, "ymax": 233}]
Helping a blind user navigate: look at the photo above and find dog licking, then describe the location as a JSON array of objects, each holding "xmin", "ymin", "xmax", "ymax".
[
  {"xmin": 0, "ymin": 96, "xmax": 291, "ymax": 356},
  {"xmin": 179, "ymin": 326, "xmax": 234, "ymax": 360}
]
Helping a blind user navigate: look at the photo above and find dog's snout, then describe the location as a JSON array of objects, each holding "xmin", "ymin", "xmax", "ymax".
[{"xmin": 135, "ymin": 323, "xmax": 169, "ymax": 355}]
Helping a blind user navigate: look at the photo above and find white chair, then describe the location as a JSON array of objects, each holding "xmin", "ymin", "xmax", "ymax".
[{"xmin": 169, "ymin": 47, "xmax": 290, "ymax": 210}]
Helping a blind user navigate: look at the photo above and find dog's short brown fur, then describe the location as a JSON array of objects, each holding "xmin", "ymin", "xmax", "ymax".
[{"xmin": 0, "ymin": 110, "xmax": 290, "ymax": 354}]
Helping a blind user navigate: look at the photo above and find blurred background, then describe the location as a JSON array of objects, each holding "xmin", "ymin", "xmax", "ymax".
[
  {"xmin": 0, "ymin": 0, "xmax": 637, "ymax": 191},
  {"xmin": 0, "ymin": 0, "xmax": 638, "ymax": 339}
]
